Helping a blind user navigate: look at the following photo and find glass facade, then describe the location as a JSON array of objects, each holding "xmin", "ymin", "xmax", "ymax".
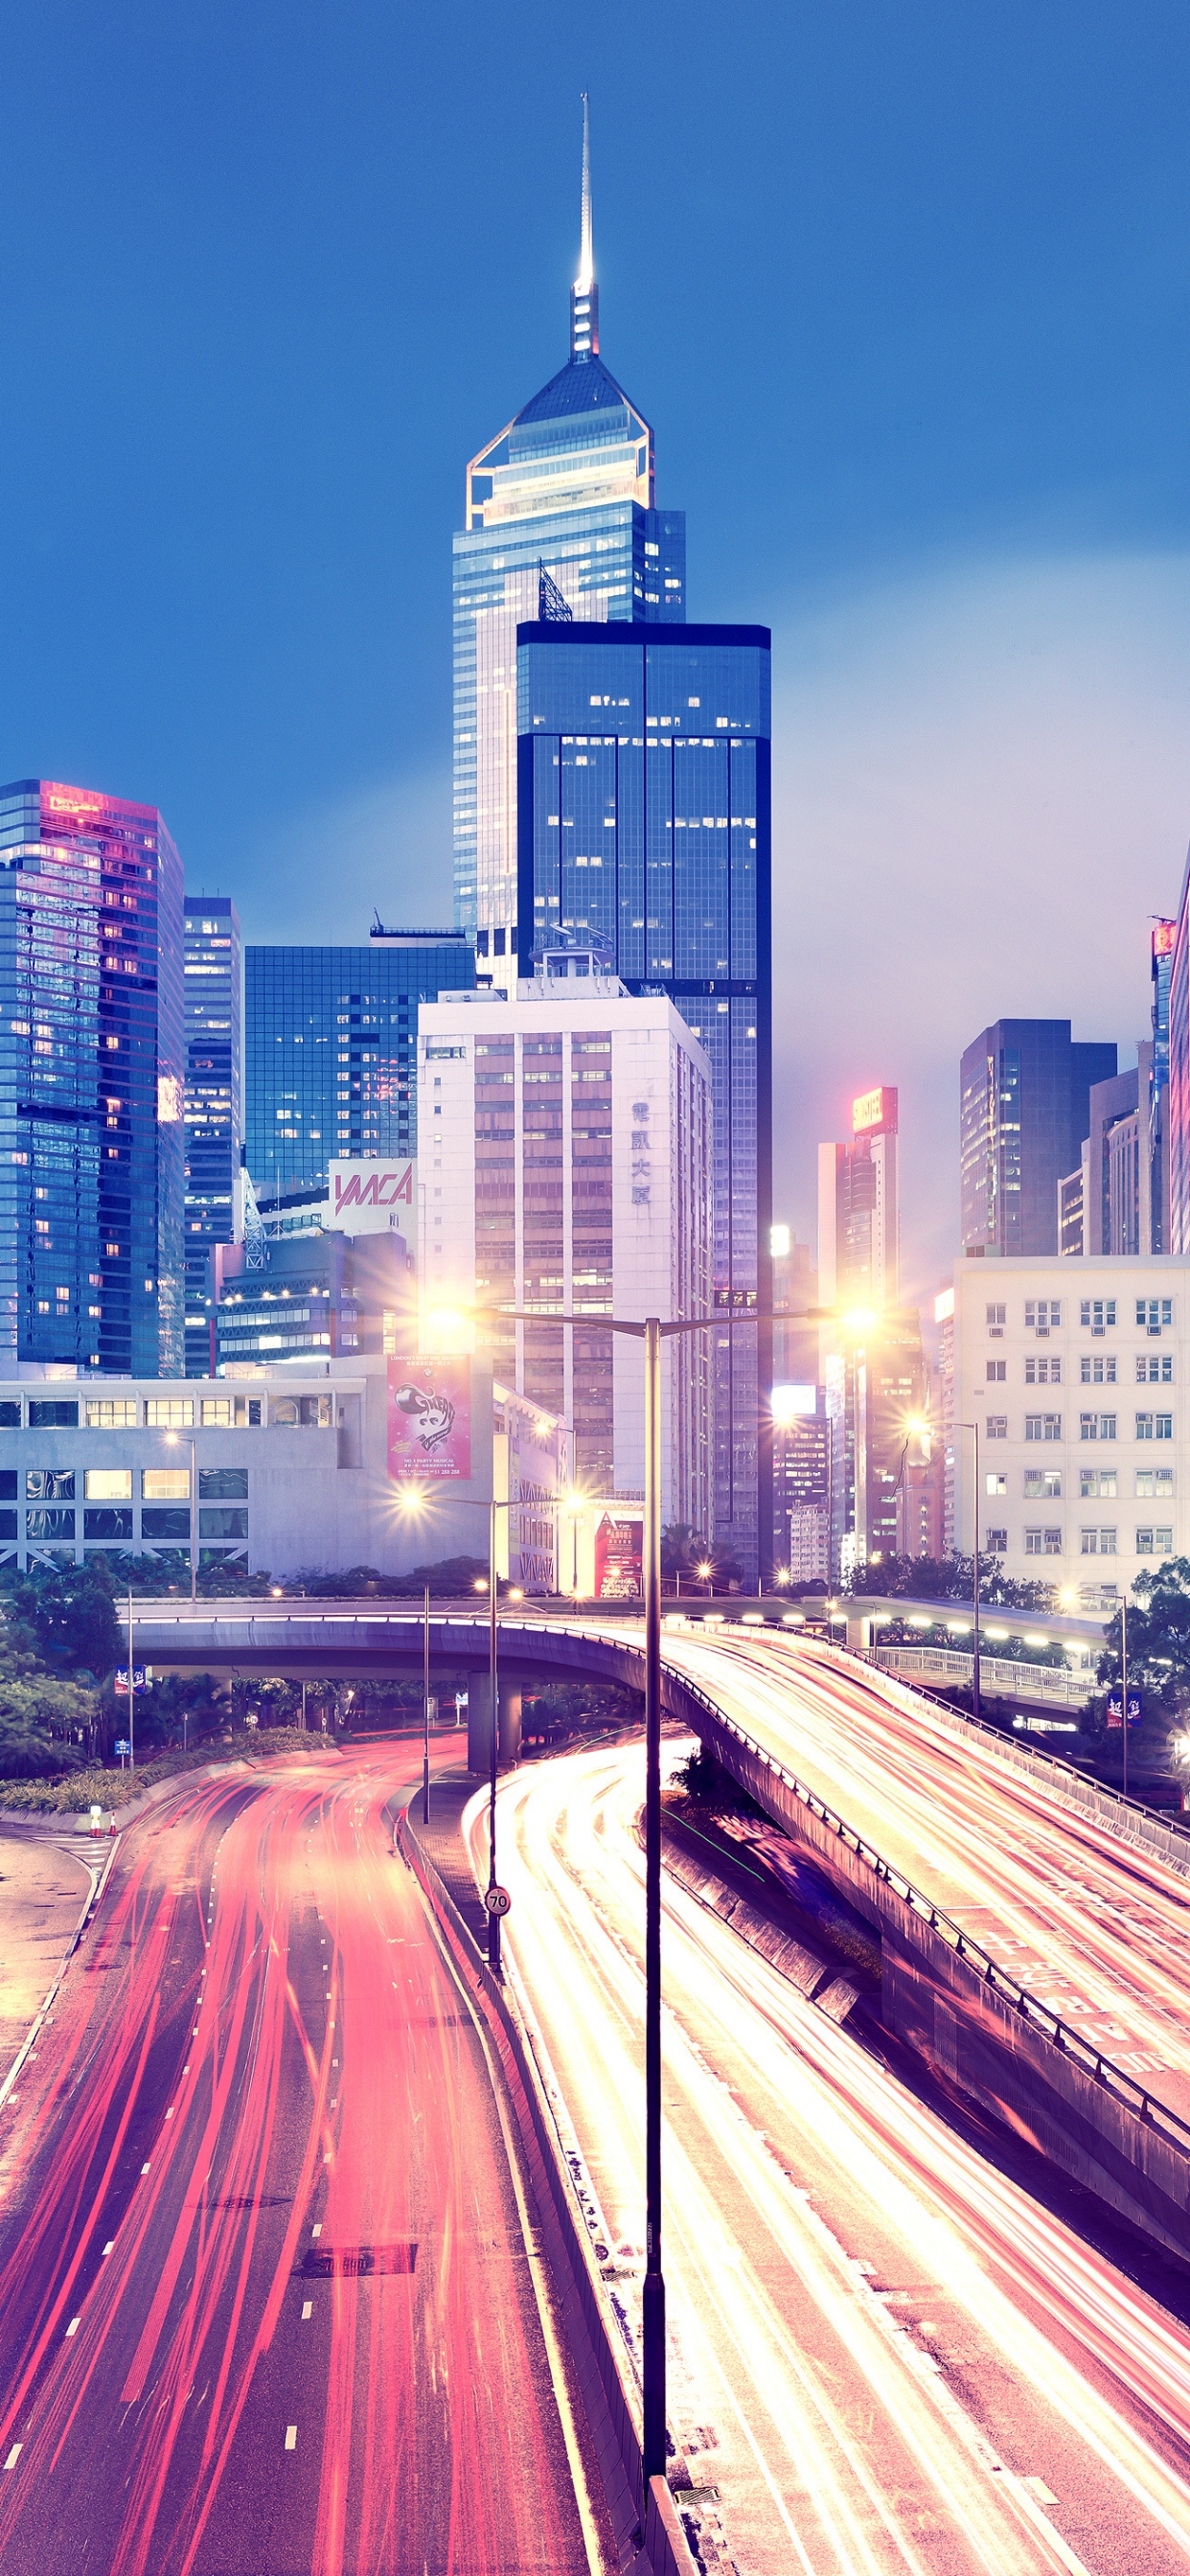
[
  {"xmin": 960, "ymin": 1021, "xmax": 1117, "ymax": 1258},
  {"xmin": 0, "ymin": 778, "xmax": 185, "ymax": 1377},
  {"xmin": 244, "ymin": 931, "xmax": 474, "ymax": 1199},
  {"xmin": 454, "ymin": 348, "xmax": 685, "ymax": 947},
  {"xmin": 515, "ymin": 623, "xmax": 771, "ymax": 1571},
  {"xmin": 184, "ymin": 895, "xmax": 241, "ymax": 1375}
]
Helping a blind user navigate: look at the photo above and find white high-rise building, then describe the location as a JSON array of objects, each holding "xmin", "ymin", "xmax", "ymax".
[
  {"xmin": 950, "ymin": 1255, "xmax": 1190, "ymax": 1606},
  {"xmin": 419, "ymin": 951, "xmax": 712, "ymax": 1530}
]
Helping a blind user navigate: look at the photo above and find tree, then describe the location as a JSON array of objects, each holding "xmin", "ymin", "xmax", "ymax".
[
  {"xmin": 661, "ymin": 1526, "xmax": 711, "ymax": 1579},
  {"xmin": 1096, "ymin": 1561, "xmax": 1190, "ymax": 1761},
  {"xmin": 11, "ymin": 1564, "xmax": 122, "ymax": 1681},
  {"xmin": 843, "ymin": 1552, "xmax": 1053, "ymax": 1612}
]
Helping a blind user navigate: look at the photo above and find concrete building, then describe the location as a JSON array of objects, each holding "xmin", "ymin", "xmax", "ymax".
[
  {"xmin": 818, "ymin": 1087, "xmax": 900, "ymax": 1312},
  {"xmin": 0, "ymin": 1358, "xmax": 567, "ymax": 1588},
  {"xmin": 0, "ymin": 778, "xmax": 186, "ymax": 1379},
  {"xmin": 960, "ymin": 1021, "xmax": 1116, "ymax": 1259},
  {"xmin": 418, "ymin": 952, "xmax": 712, "ymax": 1531},
  {"xmin": 1058, "ymin": 1046, "xmax": 1160, "ymax": 1258},
  {"xmin": 950, "ymin": 1256, "xmax": 1190, "ymax": 1607},
  {"xmin": 184, "ymin": 895, "xmax": 242, "ymax": 1376}
]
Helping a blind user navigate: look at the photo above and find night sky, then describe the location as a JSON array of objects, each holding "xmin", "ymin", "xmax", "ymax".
[{"xmin": 3, "ymin": 0, "xmax": 1189, "ymax": 1287}]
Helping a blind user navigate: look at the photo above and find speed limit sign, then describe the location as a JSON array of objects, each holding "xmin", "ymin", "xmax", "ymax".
[{"xmin": 484, "ymin": 1883, "xmax": 512, "ymax": 1919}]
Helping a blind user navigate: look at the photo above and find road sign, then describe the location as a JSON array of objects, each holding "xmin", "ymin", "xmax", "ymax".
[
  {"xmin": 1106, "ymin": 1688, "xmax": 1142, "ymax": 1728},
  {"xmin": 114, "ymin": 1740, "xmax": 130, "ymax": 1757},
  {"xmin": 484, "ymin": 1884, "xmax": 512, "ymax": 1919}
]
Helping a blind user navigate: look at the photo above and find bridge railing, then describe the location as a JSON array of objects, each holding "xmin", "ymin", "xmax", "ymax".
[{"xmin": 874, "ymin": 1643, "xmax": 1087, "ymax": 1706}]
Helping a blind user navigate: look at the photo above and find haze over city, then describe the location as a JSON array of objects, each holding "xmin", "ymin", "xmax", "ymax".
[{"xmin": 2, "ymin": 11, "xmax": 1190, "ymax": 2576}]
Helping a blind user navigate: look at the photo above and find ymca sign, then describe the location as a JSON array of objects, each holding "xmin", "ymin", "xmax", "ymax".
[{"xmin": 326, "ymin": 1159, "xmax": 417, "ymax": 1237}]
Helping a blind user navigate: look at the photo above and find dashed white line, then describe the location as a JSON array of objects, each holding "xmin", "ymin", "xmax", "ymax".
[
  {"xmin": 141, "ymin": 2163, "xmax": 151, "ymax": 2175},
  {"xmin": 4, "ymin": 2445, "xmax": 21, "ymax": 2471},
  {"xmin": 285, "ymin": 2425, "xmax": 297, "ymax": 2451},
  {"xmin": 65, "ymin": 2318, "xmax": 80, "ymax": 2338},
  {"xmin": 301, "ymin": 2301, "xmax": 312, "ymax": 2321},
  {"xmin": 310, "ymin": 2222, "xmax": 322, "ymax": 2239},
  {"xmin": 102, "ymin": 2242, "xmax": 114, "ymax": 2258}
]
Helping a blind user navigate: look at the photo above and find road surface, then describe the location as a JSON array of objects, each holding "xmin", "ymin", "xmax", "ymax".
[
  {"xmin": 489, "ymin": 1736, "xmax": 1190, "ymax": 2576},
  {"xmin": 0, "ymin": 1747, "xmax": 594, "ymax": 2576}
]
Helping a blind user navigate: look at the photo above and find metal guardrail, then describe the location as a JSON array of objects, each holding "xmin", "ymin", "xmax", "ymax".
[
  {"xmin": 128, "ymin": 1600, "xmax": 1190, "ymax": 2160},
  {"xmin": 875, "ymin": 1643, "xmax": 1087, "ymax": 1706}
]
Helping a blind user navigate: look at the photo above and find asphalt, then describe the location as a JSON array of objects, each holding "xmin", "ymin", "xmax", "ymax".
[{"xmin": 0, "ymin": 1744, "xmax": 594, "ymax": 2575}]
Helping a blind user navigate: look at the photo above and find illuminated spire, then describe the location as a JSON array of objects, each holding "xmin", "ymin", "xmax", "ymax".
[{"xmin": 570, "ymin": 93, "xmax": 599, "ymax": 360}]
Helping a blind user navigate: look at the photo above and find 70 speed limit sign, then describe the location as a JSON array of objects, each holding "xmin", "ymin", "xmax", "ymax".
[{"xmin": 484, "ymin": 1883, "xmax": 512, "ymax": 1919}]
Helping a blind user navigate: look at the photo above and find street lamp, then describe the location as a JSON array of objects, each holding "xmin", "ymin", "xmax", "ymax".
[
  {"xmin": 395, "ymin": 1480, "xmax": 515, "ymax": 1964},
  {"xmin": 909, "ymin": 1412, "xmax": 981, "ymax": 1724},
  {"xmin": 425, "ymin": 1295, "xmax": 836, "ymax": 2488}
]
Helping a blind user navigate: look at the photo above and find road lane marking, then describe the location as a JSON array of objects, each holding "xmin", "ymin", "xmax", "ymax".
[
  {"xmin": 4, "ymin": 2446, "xmax": 21, "ymax": 2471},
  {"xmin": 310, "ymin": 2223, "xmax": 322, "ymax": 2239},
  {"xmin": 141, "ymin": 2163, "xmax": 150, "ymax": 2175},
  {"xmin": 301, "ymin": 2301, "xmax": 312, "ymax": 2320},
  {"xmin": 65, "ymin": 2318, "xmax": 80, "ymax": 2337},
  {"xmin": 1025, "ymin": 2477, "xmax": 1059, "ymax": 2503},
  {"xmin": 285, "ymin": 2426, "xmax": 297, "ymax": 2450},
  {"xmin": 102, "ymin": 2242, "xmax": 114, "ymax": 2258}
]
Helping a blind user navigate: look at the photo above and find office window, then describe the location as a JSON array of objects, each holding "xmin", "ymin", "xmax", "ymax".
[
  {"xmin": 986, "ymin": 1472, "xmax": 1007, "ymax": 1496},
  {"xmin": 1136, "ymin": 1354, "xmax": 1173, "ymax": 1383},
  {"xmin": 1025, "ymin": 1414, "xmax": 1062, "ymax": 1440},
  {"xmin": 1081, "ymin": 1356, "xmax": 1116, "ymax": 1384},
  {"xmin": 1025, "ymin": 1357, "xmax": 1060, "ymax": 1384},
  {"xmin": 198, "ymin": 1468, "xmax": 248, "ymax": 1500},
  {"xmin": 1136, "ymin": 1413, "xmax": 1174, "ymax": 1440},
  {"xmin": 26, "ymin": 1469, "xmax": 75, "ymax": 1500},
  {"xmin": 143, "ymin": 1468, "xmax": 190, "ymax": 1500},
  {"xmin": 1024, "ymin": 1470, "xmax": 1062, "ymax": 1498},
  {"xmin": 199, "ymin": 1506, "xmax": 248, "ymax": 1539},
  {"xmin": 985, "ymin": 1527, "xmax": 1008, "ymax": 1553},
  {"xmin": 1080, "ymin": 1299, "xmax": 1116, "ymax": 1329},
  {"xmin": 28, "ymin": 1401, "xmax": 78, "ymax": 1429},
  {"xmin": 1135, "ymin": 1526, "xmax": 1175, "ymax": 1555},
  {"xmin": 1080, "ymin": 1527, "xmax": 1117, "ymax": 1554},
  {"xmin": 86, "ymin": 1400, "xmax": 138, "ymax": 1429},
  {"xmin": 146, "ymin": 1399, "xmax": 194, "ymax": 1427},
  {"xmin": 1079, "ymin": 1413, "xmax": 1115, "ymax": 1441},
  {"xmin": 986, "ymin": 1414, "xmax": 1007, "ymax": 1439},
  {"xmin": 84, "ymin": 1508, "xmax": 132, "ymax": 1541},
  {"xmin": 25, "ymin": 1507, "xmax": 75, "ymax": 1541},
  {"xmin": 1135, "ymin": 1468, "xmax": 1174, "ymax": 1497},
  {"xmin": 1081, "ymin": 1469, "xmax": 1117, "ymax": 1499},
  {"xmin": 1025, "ymin": 1300, "xmax": 1061, "ymax": 1330},
  {"xmin": 985, "ymin": 1302, "xmax": 1006, "ymax": 1327},
  {"xmin": 1136, "ymin": 1298, "xmax": 1174, "ymax": 1331},
  {"xmin": 84, "ymin": 1469, "xmax": 132, "ymax": 1502},
  {"xmin": 142, "ymin": 1506, "xmax": 190, "ymax": 1539},
  {"xmin": 200, "ymin": 1400, "xmax": 234, "ymax": 1427},
  {"xmin": 986, "ymin": 1360, "xmax": 1006, "ymax": 1382}
]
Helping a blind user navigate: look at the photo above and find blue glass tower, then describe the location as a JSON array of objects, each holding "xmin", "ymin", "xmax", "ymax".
[
  {"xmin": 244, "ymin": 928, "xmax": 473, "ymax": 1199},
  {"xmin": 515, "ymin": 622, "xmax": 772, "ymax": 1574},
  {"xmin": 184, "ymin": 894, "xmax": 241, "ymax": 1375},
  {"xmin": 0, "ymin": 778, "xmax": 185, "ymax": 1377},
  {"xmin": 453, "ymin": 99, "xmax": 685, "ymax": 965}
]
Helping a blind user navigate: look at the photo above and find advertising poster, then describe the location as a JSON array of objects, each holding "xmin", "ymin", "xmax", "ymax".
[
  {"xmin": 592, "ymin": 1511, "xmax": 643, "ymax": 1600},
  {"xmin": 387, "ymin": 1356, "xmax": 471, "ymax": 1482},
  {"xmin": 328, "ymin": 1160, "xmax": 417, "ymax": 1240}
]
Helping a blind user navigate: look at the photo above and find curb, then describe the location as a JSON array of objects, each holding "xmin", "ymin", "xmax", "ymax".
[{"xmin": 0, "ymin": 1831, "xmax": 121, "ymax": 2107}]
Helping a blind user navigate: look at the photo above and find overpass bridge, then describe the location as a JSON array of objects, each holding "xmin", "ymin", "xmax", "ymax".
[{"xmin": 131, "ymin": 1598, "xmax": 1190, "ymax": 2262}]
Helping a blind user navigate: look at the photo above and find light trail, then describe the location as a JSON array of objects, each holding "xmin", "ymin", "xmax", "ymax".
[
  {"xmin": 485, "ymin": 1738, "xmax": 1190, "ymax": 2576},
  {"xmin": 0, "ymin": 1749, "xmax": 590, "ymax": 2575}
]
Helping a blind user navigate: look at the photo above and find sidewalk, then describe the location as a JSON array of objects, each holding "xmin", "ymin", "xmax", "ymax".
[
  {"xmin": 0, "ymin": 1837, "xmax": 92, "ymax": 2077},
  {"xmin": 402, "ymin": 1762, "xmax": 488, "ymax": 1954}
]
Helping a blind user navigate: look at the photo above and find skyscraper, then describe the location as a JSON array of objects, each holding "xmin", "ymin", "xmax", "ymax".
[
  {"xmin": 817, "ymin": 1086, "xmax": 900, "ymax": 1312},
  {"xmin": 515, "ymin": 618, "xmax": 771, "ymax": 1575},
  {"xmin": 960, "ymin": 1021, "xmax": 1116, "ymax": 1258},
  {"xmin": 244, "ymin": 928, "xmax": 473, "ymax": 1199},
  {"xmin": 453, "ymin": 99, "xmax": 685, "ymax": 972},
  {"xmin": 184, "ymin": 895, "xmax": 242, "ymax": 1376},
  {"xmin": 0, "ymin": 778, "xmax": 185, "ymax": 1377}
]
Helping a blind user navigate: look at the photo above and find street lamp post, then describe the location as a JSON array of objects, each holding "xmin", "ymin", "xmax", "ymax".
[
  {"xmin": 950, "ymin": 1418, "xmax": 982, "ymax": 1724},
  {"xmin": 423, "ymin": 1582, "xmax": 431, "ymax": 1825},
  {"xmin": 163, "ymin": 1430, "xmax": 197, "ymax": 1604}
]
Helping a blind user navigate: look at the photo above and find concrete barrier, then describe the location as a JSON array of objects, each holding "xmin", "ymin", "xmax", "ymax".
[{"xmin": 397, "ymin": 1811, "xmax": 700, "ymax": 2576}]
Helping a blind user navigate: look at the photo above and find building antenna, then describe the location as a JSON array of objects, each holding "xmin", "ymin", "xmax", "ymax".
[{"xmin": 570, "ymin": 94, "xmax": 599, "ymax": 359}]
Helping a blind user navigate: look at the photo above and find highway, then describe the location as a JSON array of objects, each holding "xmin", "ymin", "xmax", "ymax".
[
  {"xmin": 651, "ymin": 1625, "xmax": 1190, "ymax": 2122},
  {"xmin": 0, "ymin": 1746, "xmax": 594, "ymax": 2576},
  {"xmin": 488, "ymin": 1737, "xmax": 1190, "ymax": 2576}
]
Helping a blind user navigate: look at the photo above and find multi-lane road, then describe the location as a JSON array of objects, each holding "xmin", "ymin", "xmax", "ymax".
[
  {"xmin": 489, "ymin": 1734, "xmax": 1190, "ymax": 2576},
  {"xmin": 0, "ymin": 1746, "xmax": 594, "ymax": 2576}
]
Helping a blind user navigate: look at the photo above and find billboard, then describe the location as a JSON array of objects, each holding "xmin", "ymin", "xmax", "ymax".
[
  {"xmin": 387, "ymin": 1356, "xmax": 471, "ymax": 1482},
  {"xmin": 593, "ymin": 1513, "xmax": 644, "ymax": 1599},
  {"xmin": 327, "ymin": 1159, "xmax": 416, "ymax": 1237},
  {"xmin": 852, "ymin": 1086, "xmax": 898, "ymax": 1136}
]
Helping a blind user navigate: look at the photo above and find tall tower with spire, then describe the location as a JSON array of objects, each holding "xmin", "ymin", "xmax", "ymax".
[{"xmin": 452, "ymin": 96, "xmax": 685, "ymax": 968}]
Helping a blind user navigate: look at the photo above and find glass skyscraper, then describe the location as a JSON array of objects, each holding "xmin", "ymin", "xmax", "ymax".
[
  {"xmin": 245, "ymin": 929, "xmax": 473, "ymax": 1198},
  {"xmin": 515, "ymin": 621, "xmax": 772, "ymax": 1574},
  {"xmin": 453, "ymin": 101, "xmax": 685, "ymax": 964},
  {"xmin": 960, "ymin": 1021, "xmax": 1117, "ymax": 1257},
  {"xmin": 184, "ymin": 895, "xmax": 242, "ymax": 1375},
  {"xmin": 0, "ymin": 778, "xmax": 185, "ymax": 1377}
]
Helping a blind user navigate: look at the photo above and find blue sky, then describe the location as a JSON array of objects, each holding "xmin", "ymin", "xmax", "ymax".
[{"xmin": 3, "ymin": 0, "xmax": 1190, "ymax": 1281}]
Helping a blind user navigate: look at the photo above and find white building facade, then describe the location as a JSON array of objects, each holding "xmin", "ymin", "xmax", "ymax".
[
  {"xmin": 951, "ymin": 1257, "xmax": 1190, "ymax": 1606},
  {"xmin": 419, "ymin": 959, "xmax": 713, "ymax": 1532}
]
